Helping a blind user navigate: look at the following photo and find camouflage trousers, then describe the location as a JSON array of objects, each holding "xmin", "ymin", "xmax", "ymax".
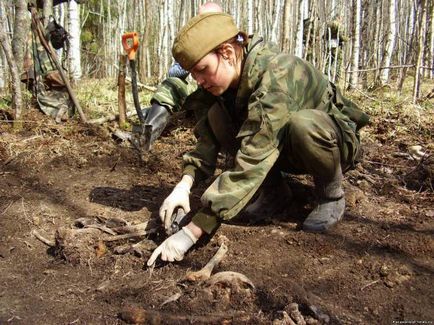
[
  {"xmin": 208, "ymin": 103, "xmax": 360, "ymax": 184},
  {"xmin": 36, "ymin": 79, "xmax": 73, "ymax": 122}
]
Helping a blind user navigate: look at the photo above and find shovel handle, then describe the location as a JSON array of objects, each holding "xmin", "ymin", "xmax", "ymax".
[{"xmin": 122, "ymin": 32, "xmax": 139, "ymax": 60}]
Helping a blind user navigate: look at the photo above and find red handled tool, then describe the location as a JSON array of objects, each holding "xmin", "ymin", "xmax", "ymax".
[{"xmin": 122, "ymin": 32, "xmax": 152, "ymax": 152}]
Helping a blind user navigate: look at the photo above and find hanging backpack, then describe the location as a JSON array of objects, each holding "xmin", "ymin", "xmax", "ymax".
[{"xmin": 46, "ymin": 16, "xmax": 69, "ymax": 50}]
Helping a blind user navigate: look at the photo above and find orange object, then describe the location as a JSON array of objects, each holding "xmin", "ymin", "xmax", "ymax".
[{"xmin": 122, "ymin": 32, "xmax": 139, "ymax": 60}]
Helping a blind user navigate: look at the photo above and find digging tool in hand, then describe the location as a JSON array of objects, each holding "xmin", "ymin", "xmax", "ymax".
[
  {"xmin": 121, "ymin": 32, "xmax": 153, "ymax": 152},
  {"xmin": 166, "ymin": 208, "xmax": 187, "ymax": 236}
]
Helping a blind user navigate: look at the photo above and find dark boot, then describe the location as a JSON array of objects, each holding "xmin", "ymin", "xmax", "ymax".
[
  {"xmin": 303, "ymin": 167, "xmax": 345, "ymax": 233},
  {"xmin": 144, "ymin": 102, "xmax": 171, "ymax": 145},
  {"xmin": 243, "ymin": 178, "xmax": 293, "ymax": 223}
]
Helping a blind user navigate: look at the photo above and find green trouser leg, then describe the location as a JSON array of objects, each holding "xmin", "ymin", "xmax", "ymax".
[
  {"xmin": 207, "ymin": 103, "xmax": 292, "ymax": 221},
  {"xmin": 282, "ymin": 109, "xmax": 349, "ymax": 232}
]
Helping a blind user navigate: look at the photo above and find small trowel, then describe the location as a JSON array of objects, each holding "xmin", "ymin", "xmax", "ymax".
[{"xmin": 167, "ymin": 208, "xmax": 187, "ymax": 235}]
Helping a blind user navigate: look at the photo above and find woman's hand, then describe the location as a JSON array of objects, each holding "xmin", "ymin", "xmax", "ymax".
[
  {"xmin": 159, "ymin": 175, "xmax": 193, "ymax": 231},
  {"xmin": 147, "ymin": 225, "xmax": 200, "ymax": 266}
]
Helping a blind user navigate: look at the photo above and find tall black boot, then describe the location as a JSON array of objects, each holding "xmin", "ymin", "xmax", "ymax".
[
  {"xmin": 143, "ymin": 102, "xmax": 171, "ymax": 145},
  {"xmin": 303, "ymin": 166, "xmax": 345, "ymax": 233}
]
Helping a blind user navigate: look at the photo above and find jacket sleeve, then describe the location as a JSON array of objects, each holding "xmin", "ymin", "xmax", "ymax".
[{"xmin": 192, "ymin": 87, "xmax": 295, "ymax": 233}]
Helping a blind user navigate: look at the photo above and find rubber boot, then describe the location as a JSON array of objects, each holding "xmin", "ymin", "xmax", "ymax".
[
  {"xmin": 243, "ymin": 177, "xmax": 293, "ymax": 223},
  {"xmin": 303, "ymin": 166, "xmax": 345, "ymax": 233},
  {"xmin": 144, "ymin": 102, "xmax": 171, "ymax": 145}
]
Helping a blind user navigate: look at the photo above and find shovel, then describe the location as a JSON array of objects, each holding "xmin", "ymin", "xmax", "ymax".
[{"xmin": 121, "ymin": 32, "xmax": 152, "ymax": 152}]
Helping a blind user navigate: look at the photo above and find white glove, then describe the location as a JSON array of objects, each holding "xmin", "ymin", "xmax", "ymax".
[
  {"xmin": 159, "ymin": 176, "xmax": 193, "ymax": 231},
  {"xmin": 147, "ymin": 227, "xmax": 198, "ymax": 265}
]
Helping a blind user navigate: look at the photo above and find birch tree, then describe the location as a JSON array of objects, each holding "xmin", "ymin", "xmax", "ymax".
[
  {"xmin": 270, "ymin": 0, "xmax": 282, "ymax": 44},
  {"xmin": 0, "ymin": 12, "xmax": 22, "ymax": 126},
  {"xmin": 430, "ymin": 2, "xmax": 434, "ymax": 79},
  {"xmin": 43, "ymin": 0, "xmax": 53, "ymax": 27},
  {"xmin": 12, "ymin": 0, "xmax": 28, "ymax": 73},
  {"xmin": 295, "ymin": 0, "xmax": 306, "ymax": 57},
  {"xmin": 246, "ymin": 0, "xmax": 254, "ymax": 35},
  {"xmin": 68, "ymin": 0, "xmax": 81, "ymax": 81},
  {"xmin": 349, "ymin": 0, "xmax": 361, "ymax": 89},
  {"xmin": 413, "ymin": 0, "xmax": 427, "ymax": 103},
  {"xmin": 0, "ymin": 48, "xmax": 5, "ymax": 90},
  {"xmin": 380, "ymin": 0, "xmax": 397, "ymax": 85},
  {"xmin": 281, "ymin": 0, "xmax": 291, "ymax": 53}
]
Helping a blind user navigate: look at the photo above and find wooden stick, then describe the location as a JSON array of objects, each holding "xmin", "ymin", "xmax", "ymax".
[{"xmin": 117, "ymin": 55, "xmax": 127, "ymax": 127}]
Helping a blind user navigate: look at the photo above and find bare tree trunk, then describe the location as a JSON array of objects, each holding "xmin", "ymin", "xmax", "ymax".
[
  {"xmin": 247, "ymin": 0, "xmax": 254, "ymax": 35},
  {"xmin": 43, "ymin": 0, "xmax": 53, "ymax": 27},
  {"xmin": 68, "ymin": 0, "xmax": 82, "ymax": 81},
  {"xmin": 349, "ymin": 0, "xmax": 361, "ymax": 89},
  {"xmin": 295, "ymin": 0, "xmax": 305, "ymax": 57},
  {"xmin": 430, "ymin": 2, "xmax": 434, "ymax": 79},
  {"xmin": 53, "ymin": 3, "xmax": 66, "ymax": 60},
  {"xmin": 0, "ymin": 15, "xmax": 23, "ymax": 129},
  {"xmin": 373, "ymin": 0, "xmax": 383, "ymax": 85},
  {"xmin": 281, "ymin": 0, "xmax": 291, "ymax": 53},
  {"xmin": 0, "ymin": 49, "xmax": 5, "ymax": 90},
  {"xmin": 316, "ymin": 0, "xmax": 327, "ymax": 73},
  {"xmin": 270, "ymin": 0, "xmax": 282, "ymax": 44},
  {"xmin": 312, "ymin": 5, "xmax": 319, "ymax": 67},
  {"xmin": 303, "ymin": 6, "xmax": 314, "ymax": 61},
  {"xmin": 397, "ymin": 0, "xmax": 416, "ymax": 91},
  {"xmin": 12, "ymin": 0, "xmax": 28, "ymax": 74},
  {"xmin": 413, "ymin": 0, "xmax": 427, "ymax": 103},
  {"xmin": 380, "ymin": 0, "xmax": 397, "ymax": 85}
]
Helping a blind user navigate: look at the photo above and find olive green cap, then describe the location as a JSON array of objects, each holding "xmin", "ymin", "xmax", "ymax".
[{"xmin": 172, "ymin": 12, "xmax": 239, "ymax": 70}]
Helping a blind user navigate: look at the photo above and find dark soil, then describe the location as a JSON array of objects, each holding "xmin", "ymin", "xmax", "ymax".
[{"xmin": 0, "ymin": 105, "xmax": 433, "ymax": 325}]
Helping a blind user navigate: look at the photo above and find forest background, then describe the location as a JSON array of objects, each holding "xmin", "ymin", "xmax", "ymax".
[{"xmin": 0, "ymin": 0, "xmax": 433, "ymax": 115}]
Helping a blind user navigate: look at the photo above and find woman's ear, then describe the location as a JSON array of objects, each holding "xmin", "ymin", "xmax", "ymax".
[{"xmin": 218, "ymin": 43, "xmax": 236, "ymax": 61}]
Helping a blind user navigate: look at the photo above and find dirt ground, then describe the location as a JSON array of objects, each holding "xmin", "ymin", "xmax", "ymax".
[{"xmin": 0, "ymin": 90, "xmax": 433, "ymax": 324}]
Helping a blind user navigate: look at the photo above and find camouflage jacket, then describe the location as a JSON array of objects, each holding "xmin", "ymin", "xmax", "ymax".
[{"xmin": 186, "ymin": 35, "xmax": 369, "ymax": 234}]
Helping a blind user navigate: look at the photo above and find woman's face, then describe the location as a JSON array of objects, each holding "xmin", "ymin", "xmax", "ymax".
[{"xmin": 190, "ymin": 51, "xmax": 238, "ymax": 96}]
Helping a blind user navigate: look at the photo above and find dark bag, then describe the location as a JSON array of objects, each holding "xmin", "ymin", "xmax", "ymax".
[{"xmin": 46, "ymin": 17, "xmax": 69, "ymax": 50}]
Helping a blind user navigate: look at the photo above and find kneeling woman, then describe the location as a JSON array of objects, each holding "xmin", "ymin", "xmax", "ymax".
[{"xmin": 148, "ymin": 13, "xmax": 369, "ymax": 265}]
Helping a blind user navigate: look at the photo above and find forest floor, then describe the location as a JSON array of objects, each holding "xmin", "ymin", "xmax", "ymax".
[{"xmin": 0, "ymin": 79, "xmax": 433, "ymax": 325}]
